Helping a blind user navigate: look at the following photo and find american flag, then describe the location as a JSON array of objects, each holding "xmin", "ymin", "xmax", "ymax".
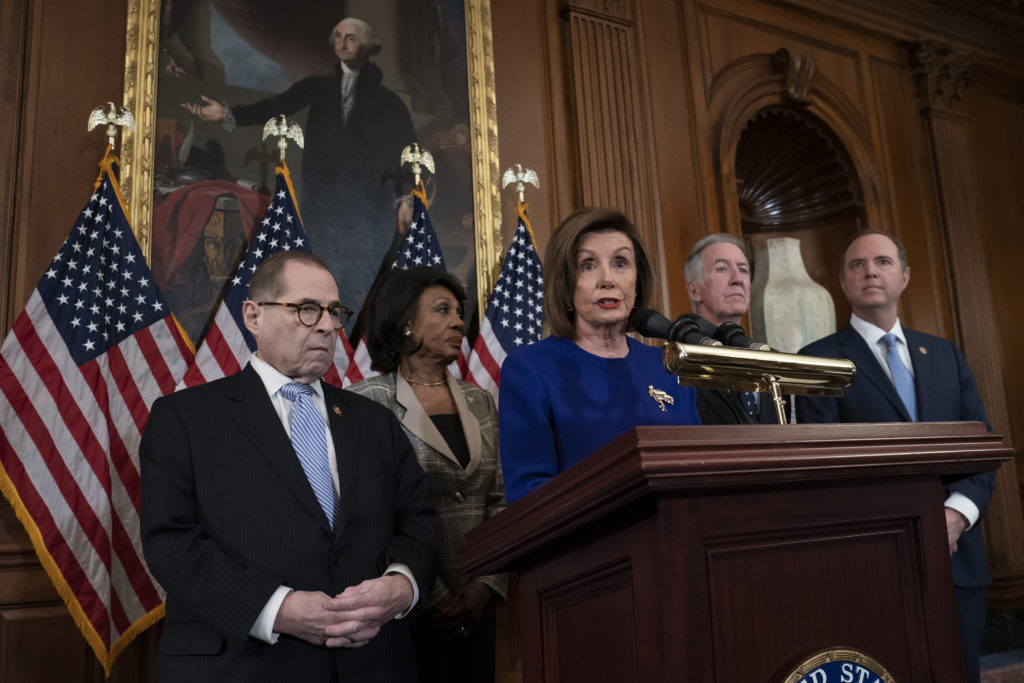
[
  {"xmin": 465, "ymin": 202, "xmax": 544, "ymax": 401},
  {"xmin": 392, "ymin": 186, "xmax": 446, "ymax": 271},
  {"xmin": 0, "ymin": 152, "xmax": 193, "ymax": 673},
  {"xmin": 181, "ymin": 163, "xmax": 353, "ymax": 388},
  {"xmin": 346, "ymin": 185, "xmax": 451, "ymax": 383}
]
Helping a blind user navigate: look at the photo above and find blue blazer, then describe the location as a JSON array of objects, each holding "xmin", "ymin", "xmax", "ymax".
[{"xmin": 796, "ymin": 324, "xmax": 995, "ymax": 588}]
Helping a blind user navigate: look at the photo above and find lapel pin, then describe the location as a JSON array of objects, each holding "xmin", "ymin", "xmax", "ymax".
[
  {"xmin": 332, "ymin": 405, "xmax": 343, "ymax": 416},
  {"xmin": 918, "ymin": 346, "xmax": 927, "ymax": 355},
  {"xmin": 648, "ymin": 385, "xmax": 674, "ymax": 412}
]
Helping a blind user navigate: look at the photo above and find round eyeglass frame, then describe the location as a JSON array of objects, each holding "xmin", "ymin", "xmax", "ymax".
[{"xmin": 256, "ymin": 301, "xmax": 353, "ymax": 329}]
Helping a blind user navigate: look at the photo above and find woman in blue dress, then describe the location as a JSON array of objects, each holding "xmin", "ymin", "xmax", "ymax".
[{"xmin": 499, "ymin": 207, "xmax": 701, "ymax": 503}]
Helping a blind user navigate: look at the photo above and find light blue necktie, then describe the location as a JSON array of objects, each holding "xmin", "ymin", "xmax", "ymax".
[
  {"xmin": 880, "ymin": 333, "xmax": 917, "ymax": 422},
  {"xmin": 280, "ymin": 382, "xmax": 335, "ymax": 528}
]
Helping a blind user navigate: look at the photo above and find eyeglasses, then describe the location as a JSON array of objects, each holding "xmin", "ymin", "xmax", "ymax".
[{"xmin": 257, "ymin": 302, "xmax": 353, "ymax": 329}]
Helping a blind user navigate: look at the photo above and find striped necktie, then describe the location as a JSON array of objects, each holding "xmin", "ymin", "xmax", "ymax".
[
  {"xmin": 280, "ymin": 382, "xmax": 335, "ymax": 527},
  {"xmin": 880, "ymin": 333, "xmax": 917, "ymax": 421}
]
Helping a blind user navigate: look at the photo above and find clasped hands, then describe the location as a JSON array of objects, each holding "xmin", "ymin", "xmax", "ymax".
[
  {"xmin": 429, "ymin": 581, "xmax": 493, "ymax": 640},
  {"xmin": 273, "ymin": 574, "xmax": 414, "ymax": 648}
]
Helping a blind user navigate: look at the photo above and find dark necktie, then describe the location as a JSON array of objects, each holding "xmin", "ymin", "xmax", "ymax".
[{"xmin": 742, "ymin": 391, "xmax": 759, "ymax": 421}]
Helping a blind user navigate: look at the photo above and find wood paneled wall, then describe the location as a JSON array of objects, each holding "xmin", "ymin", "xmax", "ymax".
[
  {"xmin": 490, "ymin": 0, "xmax": 1024, "ymax": 604},
  {"xmin": 2, "ymin": 0, "xmax": 1023, "ymax": 678}
]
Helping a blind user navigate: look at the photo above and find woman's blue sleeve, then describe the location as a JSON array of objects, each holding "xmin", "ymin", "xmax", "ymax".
[{"xmin": 498, "ymin": 351, "xmax": 559, "ymax": 503}]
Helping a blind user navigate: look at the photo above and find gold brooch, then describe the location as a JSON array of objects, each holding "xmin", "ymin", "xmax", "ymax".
[{"xmin": 649, "ymin": 385, "xmax": 674, "ymax": 412}]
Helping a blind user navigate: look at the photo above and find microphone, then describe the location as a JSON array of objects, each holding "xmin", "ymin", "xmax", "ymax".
[
  {"xmin": 631, "ymin": 309, "xmax": 722, "ymax": 346},
  {"xmin": 631, "ymin": 308, "xmax": 673, "ymax": 339},
  {"xmin": 668, "ymin": 314, "xmax": 722, "ymax": 346},
  {"xmin": 714, "ymin": 322, "xmax": 771, "ymax": 351}
]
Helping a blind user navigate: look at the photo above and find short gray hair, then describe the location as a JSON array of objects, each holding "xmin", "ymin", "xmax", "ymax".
[{"xmin": 683, "ymin": 233, "xmax": 749, "ymax": 310}]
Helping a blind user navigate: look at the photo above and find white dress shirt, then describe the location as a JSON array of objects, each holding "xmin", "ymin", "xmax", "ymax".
[
  {"xmin": 340, "ymin": 61, "xmax": 359, "ymax": 122},
  {"xmin": 847, "ymin": 315, "xmax": 979, "ymax": 529},
  {"xmin": 247, "ymin": 355, "xmax": 417, "ymax": 643}
]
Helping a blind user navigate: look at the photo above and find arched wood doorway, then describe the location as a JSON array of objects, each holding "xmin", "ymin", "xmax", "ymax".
[{"xmin": 735, "ymin": 104, "xmax": 866, "ymax": 326}]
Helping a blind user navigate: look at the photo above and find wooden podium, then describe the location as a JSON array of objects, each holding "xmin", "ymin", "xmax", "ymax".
[{"xmin": 461, "ymin": 423, "xmax": 1012, "ymax": 683}]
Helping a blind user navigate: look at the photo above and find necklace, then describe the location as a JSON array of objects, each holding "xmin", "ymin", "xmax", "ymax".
[{"xmin": 402, "ymin": 373, "xmax": 446, "ymax": 387}]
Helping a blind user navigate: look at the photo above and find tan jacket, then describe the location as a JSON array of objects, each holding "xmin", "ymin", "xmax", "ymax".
[{"xmin": 348, "ymin": 371, "xmax": 508, "ymax": 605}]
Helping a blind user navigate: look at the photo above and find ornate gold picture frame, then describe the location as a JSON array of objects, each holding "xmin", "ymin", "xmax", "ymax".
[{"xmin": 120, "ymin": 0, "xmax": 500, "ymax": 342}]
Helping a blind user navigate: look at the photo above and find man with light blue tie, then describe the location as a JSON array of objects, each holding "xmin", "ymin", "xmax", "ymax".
[
  {"xmin": 796, "ymin": 230, "xmax": 994, "ymax": 683},
  {"xmin": 141, "ymin": 251, "xmax": 438, "ymax": 682}
]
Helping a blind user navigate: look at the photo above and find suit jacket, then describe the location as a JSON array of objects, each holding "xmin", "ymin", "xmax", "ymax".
[
  {"xmin": 796, "ymin": 324, "xmax": 995, "ymax": 588},
  {"xmin": 140, "ymin": 364, "xmax": 438, "ymax": 682},
  {"xmin": 348, "ymin": 372, "xmax": 508, "ymax": 606},
  {"xmin": 696, "ymin": 388, "xmax": 780, "ymax": 425}
]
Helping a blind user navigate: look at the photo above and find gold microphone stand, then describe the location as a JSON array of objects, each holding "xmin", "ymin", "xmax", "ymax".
[{"xmin": 662, "ymin": 343, "xmax": 856, "ymax": 425}]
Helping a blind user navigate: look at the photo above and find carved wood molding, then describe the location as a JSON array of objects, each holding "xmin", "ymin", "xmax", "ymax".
[
  {"xmin": 708, "ymin": 51, "xmax": 889, "ymax": 237},
  {"xmin": 912, "ymin": 48, "xmax": 1024, "ymax": 582},
  {"xmin": 120, "ymin": 0, "xmax": 159, "ymax": 258},
  {"xmin": 561, "ymin": 1, "xmax": 662, "ymax": 308},
  {"xmin": 781, "ymin": 0, "xmax": 1022, "ymax": 70},
  {"xmin": 559, "ymin": 0, "xmax": 634, "ymax": 24},
  {"xmin": 736, "ymin": 107, "xmax": 863, "ymax": 231},
  {"xmin": 771, "ymin": 48, "xmax": 817, "ymax": 105},
  {"xmin": 910, "ymin": 38, "xmax": 971, "ymax": 114}
]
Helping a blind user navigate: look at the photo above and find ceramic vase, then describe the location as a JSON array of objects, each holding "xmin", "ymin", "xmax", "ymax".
[{"xmin": 749, "ymin": 236, "xmax": 835, "ymax": 354}]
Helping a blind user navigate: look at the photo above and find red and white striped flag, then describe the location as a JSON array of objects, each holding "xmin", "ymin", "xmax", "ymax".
[
  {"xmin": 465, "ymin": 201, "xmax": 544, "ymax": 401},
  {"xmin": 0, "ymin": 150, "xmax": 193, "ymax": 673},
  {"xmin": 181, "ymin": 163, "xmax": 354, "ymax": 389}
]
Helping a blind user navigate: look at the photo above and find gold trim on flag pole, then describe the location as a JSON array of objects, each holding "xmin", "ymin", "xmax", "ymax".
[{"xmin": 277, "ymin": 161, "xmax": 305, "ymax": 229}]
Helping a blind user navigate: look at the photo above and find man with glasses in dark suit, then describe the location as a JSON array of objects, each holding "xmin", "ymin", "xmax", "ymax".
[{"xmin": 141, "ymin": 250, "xmax": 438, "ymax": 682}]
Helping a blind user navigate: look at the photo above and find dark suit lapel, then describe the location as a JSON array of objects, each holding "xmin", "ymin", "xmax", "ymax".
[
  {"xmin": 837, "ymin": 324, "xmax": 911, "ymax": 421},
  {"xmin": 323, "ymin": 383, "xmax": 358, "ymax": 537},
  {"xmin": 225, "ymin": 366, "xmax": 334, "ymax": 535}
]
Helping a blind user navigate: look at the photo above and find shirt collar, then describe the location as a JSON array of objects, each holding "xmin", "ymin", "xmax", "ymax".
[
  {"xmin": 339, "ymin": 60, "xmax": 360, "ymax": 78},
  {"xmin": 849, "ymin": 313, "xmax": 907, "ymax": 348},
  {"xmin": 250, "ymin": 354, "xmax": 325, "ymax": 402}
]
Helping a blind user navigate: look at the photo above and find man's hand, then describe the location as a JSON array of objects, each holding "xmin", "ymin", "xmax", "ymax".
[
  {"xmin": 180, "ymin": 95, "xmax": 226, "ymax": 122},
  {"xmin": 322, "ymin": 574, "xmax": 415, "ymax": 648},
  {"xmin": 272, "ymin": 590, "xmax": 346, "ymax": 646},
  {"xmin": 945, "ymin": 507, "xmax": 969, "ymax": 557},
  {"xmin": 430, "ymin": 581, "xmax": 492, "ymax": 639}
]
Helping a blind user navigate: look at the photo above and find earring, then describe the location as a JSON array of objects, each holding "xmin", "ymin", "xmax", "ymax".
[{"xmin": 403, "ymin": 328, "xmax": 412, "ymax": 338}]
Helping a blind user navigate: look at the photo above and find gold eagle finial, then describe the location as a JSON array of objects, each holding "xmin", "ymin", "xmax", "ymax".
[
  {"xmin": 262, "ymin": 115, "xmax": 304, "ymax": 161},
  {"xmin": 87, "ymin": 102, "xmax": 135, "ymax": 150},
  {"xmin": 400, "ymin": 143, "xmax": 435, "ymax": 187},
  {"xmin": 501, "ymin": 164, "xmax": 540, "ymax": 204}
]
